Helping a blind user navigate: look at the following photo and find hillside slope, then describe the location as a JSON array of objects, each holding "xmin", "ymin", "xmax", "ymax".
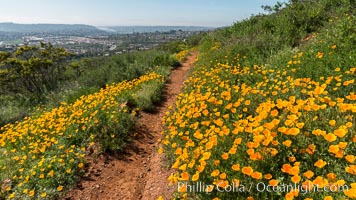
[{"xmin": 161, "ymin": 1, "xmax": 355, "ymax": 199}]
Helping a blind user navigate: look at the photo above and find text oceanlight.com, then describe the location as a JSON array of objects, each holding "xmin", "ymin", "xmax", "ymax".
[{"xmin": 178, "ymin": 182, "xmax": 350, "ymax": 194}]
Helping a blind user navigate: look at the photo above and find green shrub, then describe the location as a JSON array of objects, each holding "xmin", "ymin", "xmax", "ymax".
[
  {"xmin": 0, "ymin": 44, "xmax": 72, "ymax": 98},
  {"xmin": 128, "ymin": 78, "xmax": 165, "ymax": 112}
]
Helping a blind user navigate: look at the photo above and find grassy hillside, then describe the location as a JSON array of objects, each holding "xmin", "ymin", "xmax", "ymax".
[
  {"xmin": 161, "ymin": 0, "xmax": 355, "ymax": 199},
  {"xmin": 0, "ymin": 0, "xmax": 355, "ymax": 199}
]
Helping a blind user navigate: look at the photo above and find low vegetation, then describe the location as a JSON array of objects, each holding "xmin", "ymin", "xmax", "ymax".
[{"xmin": 0, "ymin": 46, "xmax": 180, "ymax": 126}]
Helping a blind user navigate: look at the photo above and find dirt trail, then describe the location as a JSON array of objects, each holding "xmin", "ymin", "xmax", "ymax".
[{"xmin": 67, "ymin": 52, "xmax": 197, "ymax": 200}]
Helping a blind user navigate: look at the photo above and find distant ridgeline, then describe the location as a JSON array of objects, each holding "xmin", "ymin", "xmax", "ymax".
[
  {"xmin": 0, "ymin": 22, "xmax": 107, "ymax": 36},
  {"xmin": 0, "ymin": 23, "xmax": 214, "ymax": 35}
]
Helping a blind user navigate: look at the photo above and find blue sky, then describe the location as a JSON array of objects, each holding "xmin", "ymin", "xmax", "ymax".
[{"xmin": 0, "ymin": 0, "xmax": 284, "ymax": 27}]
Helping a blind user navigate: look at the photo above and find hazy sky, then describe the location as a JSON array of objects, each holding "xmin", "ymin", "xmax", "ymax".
[{"xmin": 0, "ymin": 0, "xmax": 283, "ymax": 27}]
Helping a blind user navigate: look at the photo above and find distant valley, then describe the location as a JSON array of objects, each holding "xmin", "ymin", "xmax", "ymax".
[
  {"xmin": 97, "ymin": 26, "xmax": 214, "ymax": 34},
  {"xmin": 0, "ymin": 22, "xmax": 213, "ymax": 35}
]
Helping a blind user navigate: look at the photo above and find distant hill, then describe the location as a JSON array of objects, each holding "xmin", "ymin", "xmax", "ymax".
[
  {"xmin": 0, "ymin": 23, "xmax": 107, "ymax": 36},
  {"xmin": 97, "ymin": 26, "xmax": 215, "ymax": 34}
]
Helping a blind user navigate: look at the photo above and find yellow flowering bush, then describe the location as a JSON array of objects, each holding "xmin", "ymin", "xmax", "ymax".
[
  {"xmin": 0, "ymin": 72, "xmax": 164, "ymax": 199},
  {"xmin": 175, "ymin": 50, "xmax": 190, "ymax": 62}
]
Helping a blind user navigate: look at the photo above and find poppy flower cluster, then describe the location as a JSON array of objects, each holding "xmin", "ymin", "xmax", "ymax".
[
  {"xmin": 161, "ymin": 49, "xmax": 355, "ymax": 199},
  {"xmin": 0, "ymin": 72, "xmax": 164, "ymax": 199}
]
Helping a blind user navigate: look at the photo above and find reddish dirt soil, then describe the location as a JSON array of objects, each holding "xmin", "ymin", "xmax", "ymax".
[{"xmin": 66, "ymin": 52, "xmax": 197, "ymax": 200}]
